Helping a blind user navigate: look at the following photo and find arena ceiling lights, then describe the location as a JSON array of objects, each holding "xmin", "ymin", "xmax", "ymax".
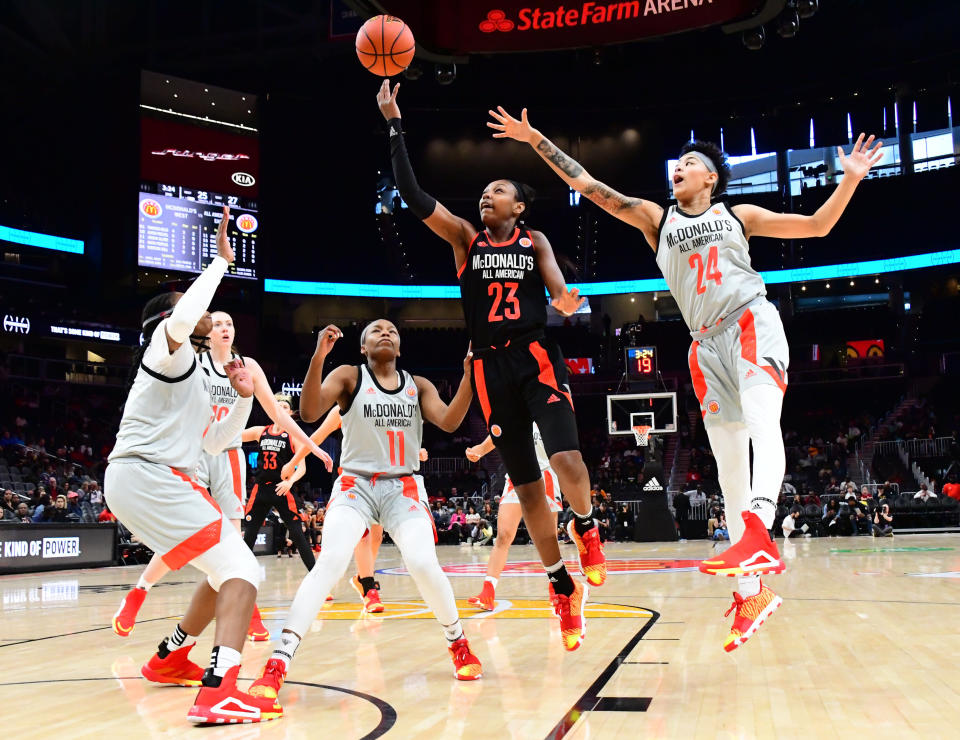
[{"xmin": 264, "ymin": 247, "xmax": 960, "ymax": 298}]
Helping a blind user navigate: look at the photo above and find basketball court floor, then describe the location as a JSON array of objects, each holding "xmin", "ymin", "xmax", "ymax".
[{"xmin": 3, "ymin": 534, "xmax": 959, "ymax": 739}]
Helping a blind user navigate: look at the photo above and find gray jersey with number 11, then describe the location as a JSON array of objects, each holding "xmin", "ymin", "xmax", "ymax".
[
  {"xmin": 340, "ymin": 364, "xmax": 423, "ymax": 477},
  {"xmin": 655, "ymin": 201, "xmax": 765, "ymax": 335}
]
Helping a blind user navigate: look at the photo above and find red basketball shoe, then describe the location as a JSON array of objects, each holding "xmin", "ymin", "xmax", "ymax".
[
  {"xmin": 350, "ymin": 574, "xmax": 385, "ymax": 613},
  {"xmin": 141, "ymin": 643, "xmax": 204, "ymax": 687},
  {"xmin": 248, "ymin": 658, "xmax": 287, "ymax": 701},
  {"xmin": 467, "ymin": 581, "xmax": 496, "ymax": 611},
  {"xmin": 566, "ymin": 520, "xmax": 607, "ymax": 586},
  {"xmin": 247, "ymin": 605, "xmax": 270, "ymax": 642},
  {"xmin": 112, "ymin": 587, "xmax": 147, "ymax": 637},
  {"xmin": 699, "ymin": 511, "xmax": 785, "ymax": 577},
  {"xmin": 187, "ymin": 666, "xmax": 282, "ymax": 725},
  {"xmin": 722, "ymin": 582, "xmax": 783, "ymax": 653},
  {"xmin": 550, "ymin": 580, "xmax": 588, "ymax": 651},
  {"xmin": 448, "ymin": 637, "xmax": 482, "ymax": 681}
]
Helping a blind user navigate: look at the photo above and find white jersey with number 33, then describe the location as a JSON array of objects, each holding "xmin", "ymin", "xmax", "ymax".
[
  {"xmin": 656, "ymin": 201, "xmax": 765, "ymax": 335},
  {"xmin": 340, "ymin": 364, "xmax": 423, "ymax": 477}
]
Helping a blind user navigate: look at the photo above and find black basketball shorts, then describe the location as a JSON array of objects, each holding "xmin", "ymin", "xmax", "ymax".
[{"xmin": 471, "ymin": 334, "xmax": 580, "ymax": 486}]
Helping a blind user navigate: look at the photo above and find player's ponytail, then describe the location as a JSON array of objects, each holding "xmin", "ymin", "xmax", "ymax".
[
  {"xmin": 123, "ymin": 292, "xmax": 178, "ymax": 400},
  {"xmin": 508, "ymin": 180, "xmax": 536, "ymax": 229}
]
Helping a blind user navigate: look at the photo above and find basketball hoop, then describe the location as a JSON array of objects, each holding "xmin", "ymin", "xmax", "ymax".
[{"xmin": 632, "ymin": 425, "xmax": 652, "ymax": 447}]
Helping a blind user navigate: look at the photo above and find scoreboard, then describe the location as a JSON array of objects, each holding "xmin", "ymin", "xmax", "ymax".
[{"xmin": 625, "ymin": 346, "xmax": 657, "ymax": 381}]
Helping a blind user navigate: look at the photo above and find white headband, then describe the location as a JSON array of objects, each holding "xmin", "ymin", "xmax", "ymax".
[{"xmin": 683, "ymin": 151, "xmax": 719, "ymax": 193}]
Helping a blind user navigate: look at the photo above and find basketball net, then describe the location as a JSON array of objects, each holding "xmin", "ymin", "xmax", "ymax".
[{"xmin": 632, "ymin": 425, "xmax": 652, "ymax": 447}]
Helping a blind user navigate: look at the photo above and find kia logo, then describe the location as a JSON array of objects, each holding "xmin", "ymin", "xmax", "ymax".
[{"xmin": 231, "ymin": 172, "xmax": 256, "ymax": 187}]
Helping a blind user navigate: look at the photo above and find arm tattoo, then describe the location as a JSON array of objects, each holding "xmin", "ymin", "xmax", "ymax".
[
  {"xmin": 536, "ymin": 138, "xmax": 584, "ymax": 178},
  {"xmin": 582, "ymin": 181, "xmax": 641, "ymax": 212}
]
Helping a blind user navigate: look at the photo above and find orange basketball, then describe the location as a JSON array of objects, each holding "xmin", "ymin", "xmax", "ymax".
[{"xmin": 355, "ymin": 15, "xmax": 415, "ymax": 77}]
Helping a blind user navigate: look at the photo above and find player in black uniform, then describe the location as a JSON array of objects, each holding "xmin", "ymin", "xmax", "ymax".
[
  {"xmin": 241, "ymin": 394, "xmax": 315, "ymax": 571},
  {"xmin": 376, "ymin": 80, "xmax": 605, "ymax": 651}
]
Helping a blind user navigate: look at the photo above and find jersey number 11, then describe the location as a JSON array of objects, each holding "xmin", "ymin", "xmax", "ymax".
[{"xmin": 386, "ymin": 430, "xmax": 405, "ymax": 467}]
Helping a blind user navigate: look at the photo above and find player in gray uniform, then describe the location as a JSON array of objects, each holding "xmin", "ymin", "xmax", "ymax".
[
  {"xmin": 249, "ymin": 319, "xmax": 483, "ymax": 706},
  {"xmin": 105, "ymin": 207, "xmax": 282, "ymax": 724},
  {"xmin": 113, "ymin": 309, "xmax": 331, "ymax": 644},
  {"xmin": 489, "ymin": 107, "xmax": 883, "ymax": 651}
]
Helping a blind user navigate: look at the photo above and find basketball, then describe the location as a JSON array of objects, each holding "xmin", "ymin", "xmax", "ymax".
[{"xmin": 355, "ymin": 15, "xmax": 415, "ymax": 77}]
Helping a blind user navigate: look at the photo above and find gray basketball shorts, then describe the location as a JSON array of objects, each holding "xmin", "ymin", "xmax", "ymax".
[
  {"xmin": 687, "ymin": 299, "xmax": 788, "ymax": 427},
  {"xmin": 328, "ymin": 473, "xmax": 437, "ymax": 542},
  {"xmin": 196, "ymin": 448, "xmax": 246, "ymax": 520}
]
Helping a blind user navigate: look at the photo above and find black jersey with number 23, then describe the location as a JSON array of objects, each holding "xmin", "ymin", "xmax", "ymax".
[{"xmin": 457, "ymin": 227, "xmax": 547, "ymax": 349}]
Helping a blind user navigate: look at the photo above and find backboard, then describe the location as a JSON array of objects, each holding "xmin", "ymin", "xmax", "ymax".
[{"xmin": 607, "ymin": 392, "xmax": 677, "ymax": 436}]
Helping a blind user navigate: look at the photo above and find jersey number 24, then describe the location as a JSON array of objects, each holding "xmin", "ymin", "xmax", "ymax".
[{"xmin": 689, "ymin": 246, "xmax": 724, "ymax": 295}]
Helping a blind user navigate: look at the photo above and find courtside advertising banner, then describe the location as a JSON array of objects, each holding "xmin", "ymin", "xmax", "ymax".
[{"xmin": 0, "ymin": 524, "xmax": 117, "ymax": 574}]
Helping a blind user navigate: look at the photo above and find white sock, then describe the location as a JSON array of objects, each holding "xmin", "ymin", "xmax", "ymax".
[
  {"xmin": 272, "ymin": 631, "xmax": 302, "ymax": 671},
  {"xmin": 166, "ymin": 623, "xmax": 193, "ymax": 651},
  {"xmin": 738, "ymin": 574, "xmax": 762, "ymax": 598},
  {"xmin": 545, "ymin": 559, "xmax": 565, "ymax": 574},
  {"xmin": 484, "ymin": 576, "xmax": 498, "ymax": 588},
  {"xmin": 135, "ymin": 575, "xmax": 153, "ymax": 591},
  {"xmin": 442, "ymin": 619, "xmax": 464, "ymax": 643},
  {"xmin": 209, "ymin": 645, "xmax": 241, "ymax": 678}
]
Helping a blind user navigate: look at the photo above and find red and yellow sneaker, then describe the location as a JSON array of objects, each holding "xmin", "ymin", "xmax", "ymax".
[
  {"xmin": 566, "ymin": 520, "xmax": 606, "ymax": 586},
  {"xmin": 550, "ymin": 580, "xmax": 589, "ymax": 652},
  {"xmin": 722, "ymin": 582, "xmax": 783, "ymax": 653},
  {"xmin": 187, "ymin": 666, "xmax": 282, "ymax": 725},
  {"xmin": 112, "ymin": 587, "xmax": 147, "ymax": 637},
  {"xmin": 467, "ymin": 581, "xmax": 496, "ymax": 611},
  {"xmin": 247, "ymin": 605, "xmax": 270, "ymax": 642},
  {"xmin": 141, "ymin": 643, "xmax": 204, "ymax": 687},
  {"xmin": 326, "ymin": 594, "xmax": 334, "ymax": 602},
  {"xmin": 448, "ymin": 637, "xmax": 482, "ymax": 681},
  {"xmin": 248, "ymin": 658, "xmax": 287, "ymax": 701},
  {"xmin": 700, "ymin": 512, "xmax": 785, "ymax": 577},
  {"xmin": 350, "ymin": 575, "xmax": 385, "ymax": 613}
]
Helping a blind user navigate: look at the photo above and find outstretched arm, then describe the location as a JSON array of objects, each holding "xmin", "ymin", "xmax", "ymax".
[
  {"xmin": 466, "ymin": 436, "xmax": 495, "ymax": 462},
  {"xmin": 300, "ymin": 324, "xmax": 344, "ymax": 422},
  {"xmin": 281, "ymin": 406, "xmax": 342, "ymax": 481},
  {"xmin": 244, "ymin": 356, "xmax": 331, "ymax": 467},
  {"xmin": 417, "ymin": 348, "xmax": 474, "ymax": 433},
  {"xmin": 734, "ymin": 133, "xmax": 884, "ymax": 239},
  {"xmin": 241, "ymin": 425, "xmax": 266, "ymax": 444},
  {"xmin": 377, "ymin": 80, "xmax": 476, "ymax": 270},
  {"xmin": 488, "ymin": 107, "xmax": 663, "ymax": 250},
  {"xmin": 530, "ymin": 230, "xmax": 585, "ymax": 316}
]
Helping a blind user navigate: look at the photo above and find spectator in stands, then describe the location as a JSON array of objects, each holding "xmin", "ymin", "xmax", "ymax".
[
  {"xmin": 66, "ymin": 491, "xmax": 82, "ymax": 518},
  {"xmin": 673, "ymin": 490, "xmax": 691, "ymax": 542},
  {"xmin": 685, "ymin": 483, "xmax": 706, "ymax": 506},
  {"xmin": 616, "ymin": 503, "xmax": 634, "ymax": 541},
  {"xmin": 15, "ymin": 502, "xmax": 31, "ymax": 522},
  {"xmin": 596, "ymin": 502, "xmax": 612, "ymax": 542},
  {"xmin": 42, "ymin": 495, "xmax": 70, "ymax": 522},
  {"xmin": 781, "ymin": 508, "xmax": 800, "ymax": 538},
  {"xmin": 872, "ymin": 503, "xmax": 894, "ymax": 537},
  {"xmin": 822, "ymin": 498, "xmax": 841, "ymax": 534},
  {"xmin": 30, "ymin": 493, "xmax": 50, "ymax": 522},
  {"xmin": 88, "ymin": 481, "xmax": 104, "ymax": 506},
  {"xmin": 98, "ymin": 504, "xmax": 117, "ymax": 523},
  {"xmin": 712, "ymin": 511, "xmax": 729, "ymax": 541},
  {"xmin": 473, "ymin": 519, "xmax": 493, "ymax": 547},
  {"xmin": 913, "ymin": 483, "xmax": 937, "ymax": 501},
  {"xmin": 481, "ymin": 501, "xmax": 495, "ymax": 522},
  {"xmin": 447, "ymin": 506, "xmax": 466, "ymax": 544},
  {"xmin": 465, "ymin": 505, "xmax": 480, "ymax": 534},
  {"xmin": 2, "ymin": 489, "xmax": 16, "ymax": 516}
]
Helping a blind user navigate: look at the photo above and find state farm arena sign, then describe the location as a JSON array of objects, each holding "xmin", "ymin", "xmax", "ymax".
[{"xmin": 382, "ymin": 0, "xmax": 764, "ymax": 53}]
